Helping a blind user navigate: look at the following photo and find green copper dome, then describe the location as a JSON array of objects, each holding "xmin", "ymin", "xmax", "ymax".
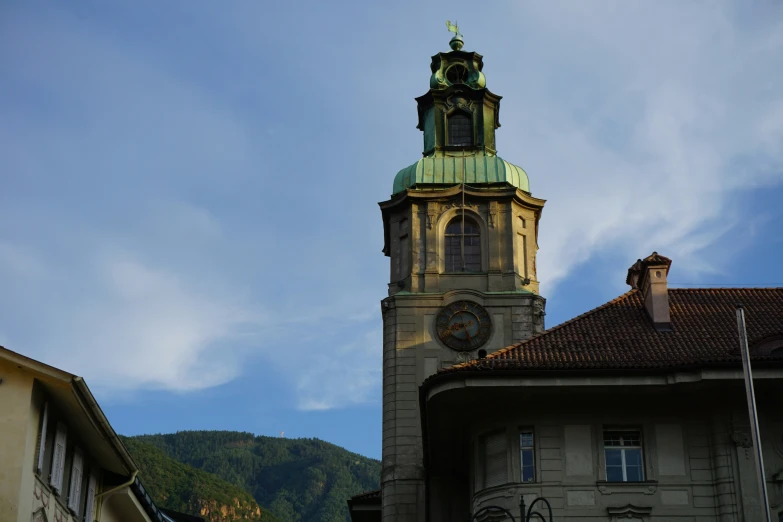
[{"xmin": 392, "ymin": 155, "xmax": 529, "ymax": 195}]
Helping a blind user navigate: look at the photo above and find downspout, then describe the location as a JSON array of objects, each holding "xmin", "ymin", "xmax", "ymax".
[{"xmin": 95, "ymin": 470, "xmax": 138, "ymax": 499}]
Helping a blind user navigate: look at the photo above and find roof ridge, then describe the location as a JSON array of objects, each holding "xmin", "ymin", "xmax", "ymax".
[{"xmin": 445, "ymin": 289, "xmax": 640, "ymax": 371}]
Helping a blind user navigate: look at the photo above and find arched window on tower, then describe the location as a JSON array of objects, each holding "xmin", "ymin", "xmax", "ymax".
[
  {"xmin": 445, "ymin": 215, "xmax": 481, "ymax": 272},
  {"xmin": 447, "ymin": 112, "xmax": 472, "ymax": 146}
]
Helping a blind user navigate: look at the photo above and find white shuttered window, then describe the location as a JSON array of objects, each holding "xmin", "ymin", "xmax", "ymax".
[
  {"xmin": 84, "ymin": 472, "xmax": 98, "ymax": 522},
  {"xmin": 483, "ymin": 430, "xmax": 507, "ymax": 488},
  {"xmin": 50, "ymin": 423, "xmax": 68, "ymax": 493},
  {"xmin": 36, "ymin": 402, "xmax": 49, "ymax": 474},
  {"xmin": 67, "ymin": 447, "xmax": 84, "ymax": 512}
]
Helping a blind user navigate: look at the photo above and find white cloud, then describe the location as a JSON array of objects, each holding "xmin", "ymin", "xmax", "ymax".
[
  {"xmin": 494, "ymin": 1, "xmax": 783, "ymax": 291},
  {"xmin": 0, "ymin": 240, "xmax": 260, "ymax": 393},
  {"xmin": 67, "ymin": 258, "xmax": 254, "ymax": 391}
]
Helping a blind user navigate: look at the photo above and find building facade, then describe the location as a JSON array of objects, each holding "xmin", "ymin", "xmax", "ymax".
[
  {"xmin": 351, "ymin": 33, "xmax": 783, "ymax": 522},
  {"xmin": 0, "ymin": 346, "xmax": 201, "ymax": 522},
  {"xmin": 421, "ymin": 256, "xmax": 783, "ymax": 521}
]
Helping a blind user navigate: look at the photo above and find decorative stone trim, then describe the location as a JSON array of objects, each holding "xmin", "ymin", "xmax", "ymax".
[
  {"xmin": 427, "ymin": 202, "xmax": 438, "ymax": 229},
  {"xmin": 441, "ymin": 199, "xmax": 479, "ymax": 213},
  {"xmin": 597, "ymin": 480, "xmax": 657, "ymax": 496},
  {"xmin": 32, "ymin": 507, "xmax": 48, "ymax": 522},
  {"xmin": 731, "ymin": 430, "xmax": 753, "ymax": 460},
  {"xmin": 33, "ymin": 480, "xmax": 51, "ymax": 509},
  {"xmin": 607, "ymin": 503, "xmax": 652, "ymax": 521},
  {"xmin": 731, "ymin": 431, "xmax": 752, "ymax": 448},
  {"xmin": 454, "ymin": 351, "xmax": 475, "ymax": 364}
]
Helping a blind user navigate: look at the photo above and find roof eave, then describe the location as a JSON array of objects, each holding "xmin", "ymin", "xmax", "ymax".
[
  {"xmin": 421, "ymin": 360, "xmax": 783, "ymax": 402},
  {"xmin": 72, "ymin": 377, "xmax": 139, "ymax": 474}
]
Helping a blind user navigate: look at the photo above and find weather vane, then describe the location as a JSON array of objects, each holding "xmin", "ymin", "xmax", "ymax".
[
  {"xmin": 446, "ymin": 20, "xmax": 462, "ymax": 38},
  {"xmin": 446, "ymin": 20, "xmax": 464, "ymax": 50}
]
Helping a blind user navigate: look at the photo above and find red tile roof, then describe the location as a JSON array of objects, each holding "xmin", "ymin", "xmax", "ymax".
[{"xmin": 445, "ymin": 288, "xmax": 783, "ymax": 373}]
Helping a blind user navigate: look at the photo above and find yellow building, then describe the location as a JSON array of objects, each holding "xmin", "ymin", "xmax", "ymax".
[{"xmin": 0, "ymin": 345, "xmax": 200, "ymax": 522}]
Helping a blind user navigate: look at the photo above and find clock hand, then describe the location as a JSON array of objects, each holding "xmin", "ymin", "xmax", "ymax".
[{"xmin": 460, "ymin": 312, "xmax": 473, "ymax": 344}]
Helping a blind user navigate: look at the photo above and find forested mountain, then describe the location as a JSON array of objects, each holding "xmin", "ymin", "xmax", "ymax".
[
  {"xmin": 126, "ymin": 431, "xmax": 380, "ymax": 522},
  {"xmin": 121, "ymin": 437, "xmax": 276, "ymax": 522}
]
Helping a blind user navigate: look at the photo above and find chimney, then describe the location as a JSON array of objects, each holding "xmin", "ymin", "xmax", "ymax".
[{"xmin": 627, "ymin": 252, "xmax": 672, "ymax": 331}]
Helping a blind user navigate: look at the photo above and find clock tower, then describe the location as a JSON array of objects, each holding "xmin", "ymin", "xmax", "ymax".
[{"xmin": 379, "ymin": 32, "xmax": 547, "ymax": 522}]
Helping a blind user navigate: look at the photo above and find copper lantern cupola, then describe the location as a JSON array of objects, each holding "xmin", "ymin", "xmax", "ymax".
[{"xmin": 416, "ymin": 48, "xmax": 501, "ymax": 157}]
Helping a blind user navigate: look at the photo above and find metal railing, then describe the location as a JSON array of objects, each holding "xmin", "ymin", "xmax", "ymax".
[{"xmin": 470, "ymin": 496, "xmax": 553, "ymax": 522}]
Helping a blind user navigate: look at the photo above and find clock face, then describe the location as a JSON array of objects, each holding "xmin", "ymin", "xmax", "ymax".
[{"xmin": 436, "ymin": 300, "xmax": 492, "ymax": 351}]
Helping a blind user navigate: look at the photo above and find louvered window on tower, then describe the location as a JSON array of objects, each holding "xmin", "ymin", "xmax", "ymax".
[
  {"xmin": 447, "ymin": 112, "xmax": 472, "ymax": 146},
  {"xmin": 445, "ymin": 216, "xmax": 481, "ymax": 272},
  {"xmin": 483, "ymin": 430, "xmax": 507, "ymax": 488}
]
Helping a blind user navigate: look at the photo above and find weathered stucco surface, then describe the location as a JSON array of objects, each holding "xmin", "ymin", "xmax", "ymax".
[{"xmin": 0, "ymin": 359, "xmax": 36, "ymax": 522}]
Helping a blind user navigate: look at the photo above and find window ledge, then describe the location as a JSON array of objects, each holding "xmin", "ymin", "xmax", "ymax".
[{"xmin": 597, "ymin": 480, "xmax": 658, "ymax": 495}]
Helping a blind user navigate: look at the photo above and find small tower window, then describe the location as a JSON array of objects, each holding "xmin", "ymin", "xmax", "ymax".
[
  {"xmin": 445, "ymin": 216, "xmax": 481, "ymax": 272},
  {"xmin": 446, "ymin": 63, "xmax": 469, "ymax": 85},
  {"xmin": 447, "ymin": 113, "xmax": 472, "ymax": 146}
]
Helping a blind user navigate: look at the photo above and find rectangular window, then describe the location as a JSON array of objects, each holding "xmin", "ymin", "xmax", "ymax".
[
  {"xmin": 447, "ymin": 113, "xmax": 472, "ymax": 146},
  {"xmin": 518, "ymin": 233, "xmax": 528, "ymax": 279},
  {"xmin": 483, "ymin": 430, "xmax": 507, "ymax": 488},
  {"xmin": 603, "ymin": 430, "xmax": 644, "ymax": 482},
  {"xmin": 519, "ymin": 431, "xmax": 535, "ymax": 482}
]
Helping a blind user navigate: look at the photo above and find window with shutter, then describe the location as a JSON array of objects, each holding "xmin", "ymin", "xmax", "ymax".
[
  {"xmin": 36, "ymin": 402, "xmax": 49, "ymax": 474},
  {"xmin": 84, "ymin": 472, "xmax": 98, "ymax": 522},
  {"xmin": 50, "ymin": 423, "xmax": 68, "ymax": 493},
  {"xmin": 68, "ymin": 447, "xmax": 84, "ymax": 512},
  {"xmin": 483, "ymin": 430, "xmax": 507, "ymax": 488}
]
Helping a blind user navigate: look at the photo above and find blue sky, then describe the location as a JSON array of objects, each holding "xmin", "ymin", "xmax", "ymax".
[{"xmin": 2, "ymin": 1, "xmax": 782, "ymax": 460}]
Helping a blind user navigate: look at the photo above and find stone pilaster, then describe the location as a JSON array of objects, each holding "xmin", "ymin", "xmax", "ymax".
[
  {"xmin": 710, "ymin": 413, "xmax": 740, "ymax": 521},
  {"xmin": 730, "ymin": 421, "xmax": 765, "ymax": 521},
  {"xmin": 381, "ymin": 297, "xmax": 425, "ymax": 522}
]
